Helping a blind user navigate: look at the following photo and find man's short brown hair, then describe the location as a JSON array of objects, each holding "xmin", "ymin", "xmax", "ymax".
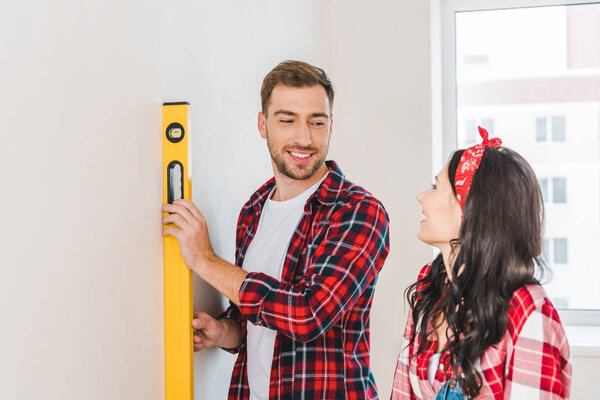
[{"xmin": 260, "ymin": 60, "xmax": 334, "ymax": 114}]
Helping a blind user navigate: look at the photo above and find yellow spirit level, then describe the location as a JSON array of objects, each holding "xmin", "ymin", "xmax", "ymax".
[{"xmin": 162, "ymin": 101, "xmax": 193, "ymax": 400}]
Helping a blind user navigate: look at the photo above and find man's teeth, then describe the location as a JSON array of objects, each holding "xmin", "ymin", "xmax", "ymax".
[{"xmin": 290, "ymin": 152, "xmax": 311, "ymax": 159}]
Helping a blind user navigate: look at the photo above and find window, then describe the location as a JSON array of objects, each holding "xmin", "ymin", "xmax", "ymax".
[
  {"xmin": 553, "ymin": 297, "xmax": 570, "ymax": 308},
  {"xmin": 554, "ymin": 238, "xmax": 568, "ymax": 264},
  {"xmin": 552, "ymin": 116, "xmax": 566, "ymax": 142},
  {"xmin": 441, "ymin": 0, "xmax": 600, "ymax": 323},
  {"xmin": 539, "ymin": 177, "xmax": 567, "ymax": 204},
  {"xmin": 539, "ymin": 178, "xmax": 548, "ymax": 202},
  {"xmin": 536, "ymin": 116, "xmax": 566, "ymax": 143},
  {"xmin": 536, "ymin": 118, "xmax": 548, "ymax": 142},
  {"xmin": 552, "ymin": 177, "xmax": 567, "ymax": 204},
  {"xmin": 543, "ymin": 237, "xmax": 569, "ymax": 265}
]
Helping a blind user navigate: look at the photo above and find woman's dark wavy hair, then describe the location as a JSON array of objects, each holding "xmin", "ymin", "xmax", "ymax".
[{"xmin": 405, "ymin": 146, "xmax": 546, "ymax": 398}]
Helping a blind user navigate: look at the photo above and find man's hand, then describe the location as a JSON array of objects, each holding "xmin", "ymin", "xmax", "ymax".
[
  {"xmin": 162, "ymin": 199, "xmax": 215, "ymax": 274},
  {"xmin": 192, "ymin": 311, "xmax": 225, "ymax": 352},
  {"xmin": 192, "ymin": 311, "xmax": 242, "ymax": 351},
  {"xmin": 162, "ymin": 199, "xmax": 248, "ymax": 305}
]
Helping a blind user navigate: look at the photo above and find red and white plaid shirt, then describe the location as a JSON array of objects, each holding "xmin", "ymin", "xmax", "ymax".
[
  {"xmin": 391, "ymin": 264, "xmax": 572, "ymax": 399},
  {"xmin": 220, "ymin": 161, "xmax": 390, "ymax": 400}
]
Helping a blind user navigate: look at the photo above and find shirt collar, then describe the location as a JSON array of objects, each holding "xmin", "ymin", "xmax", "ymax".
[{"xmin": 248, "ymin": 160, "xmax": 345, "ymax": 213}]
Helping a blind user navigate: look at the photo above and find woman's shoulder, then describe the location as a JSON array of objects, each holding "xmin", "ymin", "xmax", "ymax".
[
  {"xmin": 506, "ymin": 284, "xmax": 564, "ymax": 340},
  {"xmin": 417, "ymin": 263, "xmax": 432, "ymax": 280}
]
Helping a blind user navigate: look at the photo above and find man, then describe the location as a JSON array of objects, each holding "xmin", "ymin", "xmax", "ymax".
[{"xmin": 162, "ymin": 60, "xmax": 390, "ymax": 399}]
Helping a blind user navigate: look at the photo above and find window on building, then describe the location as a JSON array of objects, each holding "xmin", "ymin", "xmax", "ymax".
[
  {"xmin": 539, "ymin": 178, "xmax": 548, "ymax": 202},
  {"xmin": 536, "ymin": 117, "xmax": 548, "ymax": 142},
  {"xmin": 552, "ymin": 177, "xmax": 567, "ymax": 204},
  {"xmin": 542, "ymin": 237, "xmax": 569, "ymax": 265},
  {"xmin": 554, "ymin": 238, "xmax": 569, "ymax": 264},
  {"xmin": 538, "ymin": 177, "xmax": 567, "ymax": 204},
  {"xmin": 536, "ymin": 116, "xmax": 566, "ymax": 143},
  {"xmin": 552, "ymin": 116, "xmax": 566, "ymax": 142},
  {"xmin": 553, "ymin": 297, "xmax": 570, "ymax": 308}
]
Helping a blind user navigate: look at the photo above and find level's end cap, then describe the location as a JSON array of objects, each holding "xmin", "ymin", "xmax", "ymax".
[{"xmin": 163, "ymin": 101, "xmax": 190, "ymax": 106}]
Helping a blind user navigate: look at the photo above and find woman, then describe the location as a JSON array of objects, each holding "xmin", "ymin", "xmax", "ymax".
[{"xmin": 391, "ymin": 128, "xmax": 571, "ymax": 399}]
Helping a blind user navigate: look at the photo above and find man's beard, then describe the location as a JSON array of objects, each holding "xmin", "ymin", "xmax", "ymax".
[{"xmin": 266, "ymin": 128, "xmax": 328, "ymax": 180}]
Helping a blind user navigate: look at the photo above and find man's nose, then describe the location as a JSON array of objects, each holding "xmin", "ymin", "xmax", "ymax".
[{"xmin": 292, "ymin": 123, "xmax": 312, "ymax": 146}]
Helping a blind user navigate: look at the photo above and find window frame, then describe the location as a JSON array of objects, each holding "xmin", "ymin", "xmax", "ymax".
[{"xmin": 437, "ymin": 0, "xmax": 600, "ymax": 330}]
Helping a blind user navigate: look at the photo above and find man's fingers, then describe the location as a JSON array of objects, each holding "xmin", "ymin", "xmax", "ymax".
[
  {"xmin": 162, "ymin": 226, "xmax": 181, "ymax": 238},
  {"xmin": 162, "ymin": 213, "xmax": 190, "ymax": 230},
  {"xmin": 191, "ymin": 312, "xmax": 215, "ymax": 330},
  {"xmin": 192, "ymin": 318, "xmax": 203, "ymax": 329},
  {"xmin": 173, "ymin": 199, "xmax": 203, "ymax": 220},
  {"xmin": 161, "ymin": 203, "xmax": 196, "ymax": 224}
]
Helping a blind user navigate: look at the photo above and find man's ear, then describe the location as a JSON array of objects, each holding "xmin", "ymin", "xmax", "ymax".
[
  {"xmin": 329, "ymin": 115, "xmax": 333, "ymax": 136},
  {"xmin": 258, "ymin": 111, "xmax": 267, "ymax": 139}
]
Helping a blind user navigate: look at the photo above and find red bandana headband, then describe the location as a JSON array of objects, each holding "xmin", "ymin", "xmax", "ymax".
[{"xmin": 454, "ymin": 126, "xmax": 502, "ymax": 210}]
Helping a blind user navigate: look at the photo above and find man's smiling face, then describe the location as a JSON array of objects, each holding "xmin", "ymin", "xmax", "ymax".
[{"xmin": 259, "ymin": 84, "xmax": 332, "ymax": 180}]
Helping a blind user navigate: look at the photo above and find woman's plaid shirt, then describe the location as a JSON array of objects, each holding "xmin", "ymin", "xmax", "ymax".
[
  {"xmin": 391, "ymin": 264, "xmax": 572, "ymax": 399},
  {"xmin": 219, "ymin": 161, "xmax": 390, "ymax": 400}
]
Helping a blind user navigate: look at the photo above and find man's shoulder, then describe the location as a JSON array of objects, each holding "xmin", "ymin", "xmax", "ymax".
[
  {"xmin": 323, "ymin": 167, "xmax": 387, "ymax": 215},
  {"xmin": 338, "ymin": 180, "xmax": 382, "ymax": 209}
]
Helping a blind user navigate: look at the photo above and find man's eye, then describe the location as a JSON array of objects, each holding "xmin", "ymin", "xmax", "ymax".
[
  {"xmin": 312, "ymin": 122, "xmax": 325, "ymax": 126},
  {"xmin": 281, "ymin": 120, "xmax": 293, "ymax": 123}
]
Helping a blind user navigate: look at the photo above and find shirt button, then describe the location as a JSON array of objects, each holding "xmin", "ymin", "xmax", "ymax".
[{"xmin": 439, "ymin": 363, "xmax": 444, "ymax": 371}]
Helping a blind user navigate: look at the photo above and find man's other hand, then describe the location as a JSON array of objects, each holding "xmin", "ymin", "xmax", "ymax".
[{"xmin": 191, "ymin": 311, "xmax": 224, "ymax": 352}]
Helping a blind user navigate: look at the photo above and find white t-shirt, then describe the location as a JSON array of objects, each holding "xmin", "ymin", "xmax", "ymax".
[
  {"xmin": 243, "ymin": 175, "xmax": 327, "ymax": 400},
  {"xmin": 427, "ymin": 353, "xmax": 442, "ymax": 386}
]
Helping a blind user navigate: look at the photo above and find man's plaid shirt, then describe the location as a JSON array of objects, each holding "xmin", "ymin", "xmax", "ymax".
[
  {"xmin": 391, "ymin": 264, "xmax": 572, "ymax": 399},
  {"xmin": 219, "ymin": 160, "xmax": 390, "ymax": 399}
]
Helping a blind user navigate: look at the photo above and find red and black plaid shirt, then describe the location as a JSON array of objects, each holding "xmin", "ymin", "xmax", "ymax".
[{"xmin": 219, "ymin": 160, "xmax": 390, "ymax": 399}]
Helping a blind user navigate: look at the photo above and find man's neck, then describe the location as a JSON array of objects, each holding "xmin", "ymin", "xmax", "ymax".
[{"xmin": 271, "ymin": 163, "xmax": 329, "ymax": 202}]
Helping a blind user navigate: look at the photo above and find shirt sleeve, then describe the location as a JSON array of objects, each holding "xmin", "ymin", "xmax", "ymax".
[
  {"xmin": 237, "ymin": 197, "xmax": 390, "ymax": 343},
  {"xmin": 506, "ymin": 302, "xmax": 572, "ymax": 399},
  {"xmin": 391, "ymin": 308, "xmax": 416, "ymax": 400}
]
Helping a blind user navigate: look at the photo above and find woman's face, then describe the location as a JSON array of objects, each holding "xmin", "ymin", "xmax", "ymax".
[{"xmin": 416, "ymin": 162, "xmax": 463, "ymax": 249}]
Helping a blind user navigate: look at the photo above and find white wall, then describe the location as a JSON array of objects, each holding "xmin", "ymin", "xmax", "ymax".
[
  {"xmin": 0, "ymin": 1, "xmax": 328, "ymax": 399},
  {"xmin": 1, "ymin": 2, "xmax": 164, "ymax": 398},
  {"xmin": 328, "ymin": 0, "xmax": 434, "ymax": 396}
]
